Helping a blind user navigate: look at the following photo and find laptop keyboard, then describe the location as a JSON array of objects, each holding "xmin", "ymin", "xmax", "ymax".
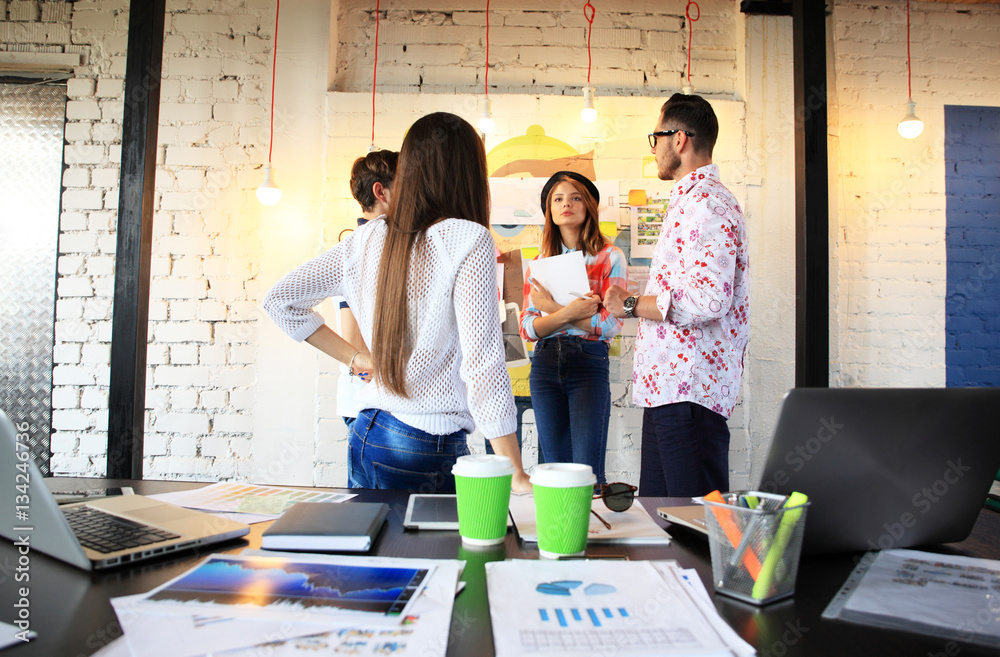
[{"xmin": 63, "ymin": 505, "xmax": 181, "ymax": 554}]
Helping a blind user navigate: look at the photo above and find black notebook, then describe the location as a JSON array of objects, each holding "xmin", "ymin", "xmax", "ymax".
[{"xmin": 261, "ymin": 502, "xmax": 389, "ymax": 552}]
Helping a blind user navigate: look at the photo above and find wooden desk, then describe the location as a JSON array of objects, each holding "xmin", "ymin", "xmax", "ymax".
[{"xmin": 2, "ymin": 478, "xmax": 998, "ymax": 656}]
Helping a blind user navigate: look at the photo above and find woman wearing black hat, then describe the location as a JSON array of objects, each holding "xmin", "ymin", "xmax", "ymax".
[{"xmin": 519, "ymin": 171, "xmax": 626, "ymax": 484}]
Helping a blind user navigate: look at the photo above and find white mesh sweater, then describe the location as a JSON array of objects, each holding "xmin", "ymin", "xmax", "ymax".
[{"xmin": 263, "ymin": 217, "xmax": 517, "ymax": 439}]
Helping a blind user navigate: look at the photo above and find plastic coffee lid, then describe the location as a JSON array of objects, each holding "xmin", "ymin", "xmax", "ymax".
[
  {"xmin": 452, "ymin": 454, "xmax": 514, "ymax": 478},
  {"xmin": 529, "ymin": 463, "xmax": 596, "ymax": 488}
]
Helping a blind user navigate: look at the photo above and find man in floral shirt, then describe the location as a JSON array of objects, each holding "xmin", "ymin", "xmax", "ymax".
[{"xmin": 605, "ymin": 94, "xmax": 749, "ymax": 497}]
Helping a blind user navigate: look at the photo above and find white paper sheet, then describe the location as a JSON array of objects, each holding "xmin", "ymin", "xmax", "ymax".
[
  {"xmin": 0, "ymin": 620, "xmax": 34, "ymax": 650},
  {"xmin": 524, "ymin": 250, "xmax": 591, "ymax": 308},
  {"xmin": 823, "ymin": 549, "xmax": 1000, "ymax": 648},
  {"xmin": 486, "ymin": 560, "xmax": 743, "ymax": 657},
  {"xmin": 509, "ymin": 493, "xmax": 671, "ymax": 545},
  {"xmin": 147, "ymin": 481, "xmax": 356, "ymax": 519},
  {"xmin": 112, "ymin": 553, "xmax": 460, "ymax": 657}
]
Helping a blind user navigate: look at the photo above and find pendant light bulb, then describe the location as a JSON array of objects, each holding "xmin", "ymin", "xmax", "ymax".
[
  {"xmin": 897, "ymin": 98, "xmax": 924, "ymax": 139},
  {"xmin": 478, "ymin": 97, "xmax": 495, "ymax": 134},
  {"xmin": 581, "ymin": 87, "xmax": 597, "ymax": 123},
  {"xmin": 256, "ymin": 164, "xmax": 282, "ymax": 206},
  {"xmin": 681, "ymin": 84, "xmax": 695, "ymax": 95}
]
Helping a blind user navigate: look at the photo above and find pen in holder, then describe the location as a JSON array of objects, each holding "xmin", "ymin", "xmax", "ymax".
[{"xmin": 703, "ymin": 490, "xmax": 810, "ymax": 605}]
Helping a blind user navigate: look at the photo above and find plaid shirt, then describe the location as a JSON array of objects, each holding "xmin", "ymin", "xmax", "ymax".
[{"xmin": 520, "ymin": 242, "xmax": 627, "ymax": 342}]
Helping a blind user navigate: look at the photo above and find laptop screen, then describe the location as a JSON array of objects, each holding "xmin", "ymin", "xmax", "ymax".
[{"xmin": 757, "ymin": 388, "xmax": 1000, "ymax": 554}]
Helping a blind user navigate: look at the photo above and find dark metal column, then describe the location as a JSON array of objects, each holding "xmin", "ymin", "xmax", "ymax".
[
  {"xmin": 107, "ymin": 0, "xmax": 166, "ymax": 478},
  {"xmin": 792, "ymin": 0, "xmax": 829, "ymax": 387}
]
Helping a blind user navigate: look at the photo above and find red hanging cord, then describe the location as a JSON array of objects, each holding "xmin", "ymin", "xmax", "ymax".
[
  {"xmin": 685, "ymin": 1, "xmax": 700, "ymax": 87},
  {"xmin": 905, "ymin": 0, "xmax": 912, "ymax": 99},
  {"xmin": 484, "ymin": 0, "xmax": 490, "ymax": 96},
  {"xmin": 371, "ymin": 0, "xmax": 380, "ymax": 146},
  {"xmin": 584, "ymin": 1, "xmax": 595, "ymax": 84},
  {"xmin": 268, "ymin": 0, "xmax": 279, "ymax": 164}
]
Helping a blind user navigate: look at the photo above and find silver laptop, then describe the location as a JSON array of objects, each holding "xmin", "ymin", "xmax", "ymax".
[
  {"xmin": 758, "ymin": 388, "xmax": 1000, "ymax": 555},
  {"xmin": 0, "ymin": 409, "xmax": 249, "ymax": 570}
]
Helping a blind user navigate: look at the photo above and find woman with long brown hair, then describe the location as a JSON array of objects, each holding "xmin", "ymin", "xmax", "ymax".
[
  {"xmin": 518, "ymin": 172, "xmax": 626, "ymax": 484},
  {"xmin": 265, "ymin": 112, "xmax": 530, "ymax": 492}
]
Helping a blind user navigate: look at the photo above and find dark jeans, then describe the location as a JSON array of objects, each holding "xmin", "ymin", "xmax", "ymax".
[
  {"xmin": 348, "ymin": 409, "xmax": 469, "ymax": 492},
  {"xmin": 529, "ymin": 336, "xmax": 610, "ymax": 484},
  {"xmin": 639, "ymin": 402, "xmax": 730, "ymax": 497}
]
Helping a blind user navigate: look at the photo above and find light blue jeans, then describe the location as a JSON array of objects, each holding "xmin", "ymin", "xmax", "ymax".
[{"xmin": 348, "ymin": 408, "xmax": 470, "ymax": 492}]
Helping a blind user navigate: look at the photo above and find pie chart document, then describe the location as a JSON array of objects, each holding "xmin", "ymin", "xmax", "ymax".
[{"xmin": 486, "ymin": 560, "xmax": 754, "ymax": 657}]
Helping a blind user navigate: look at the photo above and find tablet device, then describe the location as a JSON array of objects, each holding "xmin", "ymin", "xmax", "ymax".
[{"xmin": 402, "ymin": 494, "xmax": 514, "ymax": 531}]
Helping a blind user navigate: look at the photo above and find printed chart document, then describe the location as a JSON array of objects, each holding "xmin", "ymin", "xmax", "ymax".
[
  {"xmin": 109, "ymin": 552, "xmax": 460, "ymax": 657},
  {"xmin": 823, "ymin": 549, "xmax": 1000, "ymax": 648},
  {"xmin": 486, "ymin": 559, "xmax": 753, "ymax": 657},
  {"xmin": 509, "ymin": 493, "xmax": 671, "ymax": 545},
  {"xmin": 148, "ymin": 481, "xmax": 356, "ymax": 522},
  {"xmin": 525, "ymin": 250, "xmax": 591, "ymax": 308}
]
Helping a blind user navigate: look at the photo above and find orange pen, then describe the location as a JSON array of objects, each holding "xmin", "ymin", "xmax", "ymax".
[{"xmin": 705, "ymin": 489, "xmax": 762, "ymax": 580}]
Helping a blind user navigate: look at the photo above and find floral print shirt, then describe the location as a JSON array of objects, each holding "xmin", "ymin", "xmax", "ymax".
[{"xmin": 633, "ymin": 164, "xmax": 750, "ymax": 418}]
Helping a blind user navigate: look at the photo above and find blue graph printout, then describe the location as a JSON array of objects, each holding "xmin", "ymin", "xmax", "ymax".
[
  {"xmin": 146, "ymin": 555, "xmax": 428, "ymax": 616},
  {"xmin": 487, "ymin": 560, "xmax": 743, "ymax": 656}
]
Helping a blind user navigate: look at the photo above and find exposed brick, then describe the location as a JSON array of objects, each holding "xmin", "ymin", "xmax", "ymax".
[
  {"xmin": 153, "ymin": 365, "xmax": 211, "ymax": 387},
  {"xmin": 9, "ymin": 1, "xmax": 40, "ymax": 21},
  {"xmin": 155, "ymin": 412, "xmax": 210, "ymax": 434},
  {"xmin": 154, "ymin": 322, "xmax": 212, "ymax": 343},
  {"xmin": 165, "ymin": 146, "xmax": 224, "ymax": 167},
  {"xmin": 66, "ymin": 100, "xmax": 102, "ymax": 121},
  {"xmin": 151, "ymin": 278, "xmax": 208, "ymax": 299}
]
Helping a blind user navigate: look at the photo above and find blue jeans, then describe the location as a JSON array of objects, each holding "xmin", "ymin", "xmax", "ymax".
[
  {"xmin": 639, "ymin": 402, "xmax": 730, "ymax": 497},
  {"xmin": 529, "ymin": 336, "xmax": 610, "ymax": 484},
  {"xmin": 348, "ymin": 409, "xmax": 470, "ymax": 492}
]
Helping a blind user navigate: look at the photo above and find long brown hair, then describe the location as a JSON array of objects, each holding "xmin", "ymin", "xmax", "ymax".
[
  {"xmin": 371, "ymin": 112, "xmax": 491, "ymax": 397},
  {"xmin": 540, "ymin": 175, "xmax": 607, "ymax": 258}
]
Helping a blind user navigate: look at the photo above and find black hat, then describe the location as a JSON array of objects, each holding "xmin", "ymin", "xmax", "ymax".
[{"xmin": 539, "ymin": 171, "xmax": 600, "ymax": 213}]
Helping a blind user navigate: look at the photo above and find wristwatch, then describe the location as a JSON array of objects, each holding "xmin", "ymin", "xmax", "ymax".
[{"xmin": 623, "ymin": 295, "xmax": 638, "ymax": 319}]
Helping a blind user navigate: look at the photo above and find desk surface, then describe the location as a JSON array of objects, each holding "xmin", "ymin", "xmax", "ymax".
[{"xmin": 2, "ymin": 478, "xmax": 999, "ymax": 657}]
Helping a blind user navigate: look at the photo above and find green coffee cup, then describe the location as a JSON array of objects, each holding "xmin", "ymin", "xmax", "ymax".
[
  {"xmin": 453, "ymin": 455, "xmax": 514, "ymax": 546},
  {"xmin": 530, "ymin": 463, "xmax": 597, "ymax": 559}
]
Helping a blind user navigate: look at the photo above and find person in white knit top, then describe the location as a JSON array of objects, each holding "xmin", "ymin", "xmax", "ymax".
[{"xmin": 264, "ymin": 112, "xmax": 531, "ymax": 493}]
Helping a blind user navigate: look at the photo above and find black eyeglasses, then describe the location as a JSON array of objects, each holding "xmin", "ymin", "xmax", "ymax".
[
  {"xmin": 590, "ymin": 482, "xmax": 638, "ymax": 530},
  {"xmin": 648, "ymin": 129, "xmax": 695, "ymax": 148}
]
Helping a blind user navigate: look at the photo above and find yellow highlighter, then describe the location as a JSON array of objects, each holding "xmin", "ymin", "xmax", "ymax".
[{"xmin": 752, "ymin": 491, "xmax": 809, "ymax": 600}]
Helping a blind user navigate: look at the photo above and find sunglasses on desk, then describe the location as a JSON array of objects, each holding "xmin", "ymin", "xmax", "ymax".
[{"xmin": 591, "ymin": 482, "xmax": 638, "ymax": 530}]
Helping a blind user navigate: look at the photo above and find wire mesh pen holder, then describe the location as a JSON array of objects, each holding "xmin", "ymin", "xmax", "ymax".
[{"xmin": 703, "ymin": 491, "xmax": 810, "ymax": 605}]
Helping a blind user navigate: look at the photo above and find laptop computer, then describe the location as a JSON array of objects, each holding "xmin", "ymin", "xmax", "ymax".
[
  {"xmin": 0, "ymin": 409, "xmax": 249, "ymax": 570},
  {"xmin": 757, "ymin": 387, "xmax": 1000, "ymax": 555}
]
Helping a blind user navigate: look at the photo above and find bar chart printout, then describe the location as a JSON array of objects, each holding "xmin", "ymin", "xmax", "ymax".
[{"xmin": 486, "ymin": 560, "xmax": 748, "ymax": 657}]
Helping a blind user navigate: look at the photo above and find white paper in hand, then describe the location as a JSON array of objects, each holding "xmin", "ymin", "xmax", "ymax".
[{"xmin": 527, "ymin": 250, "xmax": 590, "ymax": 308}]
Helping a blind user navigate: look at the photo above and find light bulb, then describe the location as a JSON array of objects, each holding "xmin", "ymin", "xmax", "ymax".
[
  {"xmin": 478, "ymin": 97, "xmax": 494, "ymax": 134},
  {"xmin": 581, "ymin": 87, "xmax": 597, "ymax": 123},
  {"xmin": 897, "ymin": 99, "xmax": 924, "ymax": 139},
  {"xmin": 478, "ymin": 112, "xmax": 495, "ymax": 134},
  {"xmin": 681, "ymin": 84, "xmax": 694, "ymax": 95},
  {"xmin": 256, "ymin": 164, "xmax": 282, "ymax": 206}
]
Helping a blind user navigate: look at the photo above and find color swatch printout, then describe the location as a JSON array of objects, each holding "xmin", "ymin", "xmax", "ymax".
[
  {"xmin": 149, "ymin": 481, "xmax": 356, "ymax": 517},
  {"xmin": 141, "ymin": 555, "xmax": 429, "ymax": 621}
]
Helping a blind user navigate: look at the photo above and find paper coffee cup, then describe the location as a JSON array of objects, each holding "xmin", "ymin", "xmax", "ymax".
[
  {"xmin": 453, "ymin": 455, "xmax": 514, "ymax": 546},
  {"xmin": 530, "ymin": 463, "xmax": 597, "ymax": 559}
]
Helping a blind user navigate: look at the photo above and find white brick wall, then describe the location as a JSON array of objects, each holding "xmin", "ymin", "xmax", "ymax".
[
  {"xmin": 12, "ymin": 0, "xmax": 994, "ymax": 487},
  {"xmin": 334, "ymin": 0, "xmax": 738, "ymax": 96},
  {"xmin": 829, "ymin": 0, "xmax": 1000, "ymax": 388}
]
